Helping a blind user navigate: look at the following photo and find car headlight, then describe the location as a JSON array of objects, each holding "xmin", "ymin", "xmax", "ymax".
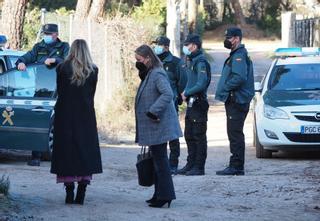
[{"xmin": 263, "ymin": 104, "xmax": 289, "ymax": 119}]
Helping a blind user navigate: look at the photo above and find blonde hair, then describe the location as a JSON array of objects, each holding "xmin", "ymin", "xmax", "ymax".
[{"xmin": 67, "ymin": 39, "xmax": 95, "ymax": 86}]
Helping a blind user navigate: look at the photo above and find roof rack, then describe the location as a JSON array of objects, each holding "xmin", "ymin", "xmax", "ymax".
[{"xmin": 274, "ymin": 47, "xmax": 320, "ymax": 57}]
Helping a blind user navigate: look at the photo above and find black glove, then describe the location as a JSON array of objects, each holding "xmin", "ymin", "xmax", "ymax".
[{"xmin": 146, "ymin": 111, "xmax": 160, "ymax": 122}]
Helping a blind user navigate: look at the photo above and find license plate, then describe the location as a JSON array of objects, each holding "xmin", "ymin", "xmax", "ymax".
[{"xmin": 301, "ymin": 125, "xmax": 320, "ymax": 134}]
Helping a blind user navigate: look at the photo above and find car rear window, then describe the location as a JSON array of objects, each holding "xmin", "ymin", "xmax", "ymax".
[{"xmin": 269, "ymin": 63, "xmax": 320, "ymax": 91}]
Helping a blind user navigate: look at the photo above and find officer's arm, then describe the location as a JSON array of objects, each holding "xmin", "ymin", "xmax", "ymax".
[
  {"xmin": 184, "ymin": 62, "xmax": 208, "ymax": 97},
  {"xmin": 149, "ymin": 73, "xmax": 173, "ymax": 118},
  {"xmin": 177, "ymin": 62, "xmax": 187, "ymax": 94},
  {"xmin": 224, "ymin": 54, "xmax": 247, "ymax": 91},
  {"xmin": 53, "ymin": 43, "xmax": 70, "ymax": 65},
  {"xmin": 15, "ymin": 46, "xmax": 38, "ymax": 67}
]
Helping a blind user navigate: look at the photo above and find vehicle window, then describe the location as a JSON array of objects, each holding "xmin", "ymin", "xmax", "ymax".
[
  {"xmin": 0, "ymin": 58, "xmax": 6, "ymax": 74},
  {"xmin": 0, "ymin": 73, "xmax": 7, "ymax": 96},
  {"xmin": 269, "ymin": 64, "xmax": 320, "ymax": 91},
  {"xmin": 6, "ymin": 65, "xmax": 56, "ymax": 98},
  {"xmin": 8, "ymin": 56, "xmax": 19, "ymax": 68}
]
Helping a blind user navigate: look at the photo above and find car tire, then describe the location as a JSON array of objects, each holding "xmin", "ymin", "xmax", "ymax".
[
  {"xmin": 254, "ymin": 122, "xmax": 272, "ymax": 159},
  {"xmin": 42, "ymin": 124, "xmax": 53, "ymax": 161}
]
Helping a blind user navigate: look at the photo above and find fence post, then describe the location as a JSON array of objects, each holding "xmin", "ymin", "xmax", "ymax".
[
  {"xmin": 314, "ymin": 19, "xmax": 320, "ymax": 47},
  {"xmin": 281, "ymin": 12, "xmax": 296, "ymax": 47}
]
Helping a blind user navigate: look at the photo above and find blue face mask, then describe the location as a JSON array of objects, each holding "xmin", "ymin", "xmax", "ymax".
[
  {"xmin": 43, "ymin": 35, "xmax": 54, "ymax": 44},
  {"xmin": 183, "ymin": 46, "xmax": 191, "ymax": 56},
  {"xmin": 154, "ymin": 45, "xmax": 164, "ymax": 55}
]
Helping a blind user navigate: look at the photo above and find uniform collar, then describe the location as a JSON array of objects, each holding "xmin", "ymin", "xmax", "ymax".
[
  {"xmin": 230, "ymin": 44, "xmax": 245, "ymax": 56},
  {"xmin": 159, "ymin": 51, "xmax": 173, "ymax": 62},
  {"xmin": 187, "ymin": 49, "xmax": 202, "ymax": 61}
]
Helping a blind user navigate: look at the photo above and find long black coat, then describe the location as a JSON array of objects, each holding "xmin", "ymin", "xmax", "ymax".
[{"xmin": 50, "ymin": 61, "xmax": 102, "ymax": 176}]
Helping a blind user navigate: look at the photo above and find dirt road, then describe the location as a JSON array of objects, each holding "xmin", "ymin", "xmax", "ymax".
[{"xmin": 1, "ymin": 105, "xmax": 319, "ymax": 221}]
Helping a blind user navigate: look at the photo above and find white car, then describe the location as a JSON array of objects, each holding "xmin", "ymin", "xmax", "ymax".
[{"xmin": 253, "ymin": 48, "xmax": 320, "ymax": 158}]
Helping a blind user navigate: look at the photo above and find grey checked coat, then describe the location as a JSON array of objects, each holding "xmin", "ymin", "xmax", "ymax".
[{"xmin": 135, "ymin": 67, "xmax": 183, "ymax": 146}]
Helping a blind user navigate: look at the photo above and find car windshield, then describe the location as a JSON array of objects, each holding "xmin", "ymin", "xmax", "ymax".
[{"xmin": 269, "ymin": 63, "xmax": 320, "ymax": 91}]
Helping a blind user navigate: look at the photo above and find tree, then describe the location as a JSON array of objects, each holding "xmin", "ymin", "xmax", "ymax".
[
  {"xmin": 75, "ymin": 0, "xmax": 92, "ymax": 20},
  {"xmin": 188, "ymin": 0, "xmax": 198, "ymax": 33},
  {"xmin": 88, "ymin": 0, "xmax": 106, "ymax": 21},
  {"xmin": 1, "ymin": 0, "xmax": 28, "ymax": 49},
  {"xmin": 230, "ymin": 0, "xmax": 246, "ymax": 25}
]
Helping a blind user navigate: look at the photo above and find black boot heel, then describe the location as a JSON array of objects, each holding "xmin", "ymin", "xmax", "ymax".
[{"xmin": 149, "ymin": 200, "xmax": 172, "ymax": 208}]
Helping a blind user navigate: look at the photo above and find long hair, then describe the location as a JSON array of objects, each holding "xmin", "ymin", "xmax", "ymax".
[
  {"xmin": 135, "ymin": 44, "xmax": 163, "ymax": 69},
  {"xmin": 66, "ymin": 39, "xmax": 95, "ymax": 86}
]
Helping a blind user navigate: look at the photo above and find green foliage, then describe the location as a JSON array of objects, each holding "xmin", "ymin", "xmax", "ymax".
[
  {"xmin": 132, "ymin": 0, "xmax": 166, "ymax": 36},
  {"xmin": 105, "ymin": 0, "xmax": 132, "ymax": 15},
  {"xmin": 22, "ymin": 7, "xmax": 42, "ymax": 50},
  {"xmin": 257, "ymin": 0, "xmax": 281, "ymax": 37},
  {"xmin": 0, "ymin": 175, "xmax": 10, "ymax": 196},
  {"xmin": 29, "ymin": 0, "xmax": 77, "ymax": 11}
]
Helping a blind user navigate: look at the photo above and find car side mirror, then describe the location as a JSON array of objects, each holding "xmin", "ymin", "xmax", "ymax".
[{"xmin": 254, "ymin": 82, "xmax": 262, "ymax": 93}]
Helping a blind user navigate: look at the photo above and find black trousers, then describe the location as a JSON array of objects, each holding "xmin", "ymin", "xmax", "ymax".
[
  {"xmin": 150, "ymin": 143, "xmax": 176, "ymax": 200},
  {"xmin": 184, "ymin": 120, "xmax": 207, "ymax": 170},
  {"xmin": 225, "ymin": 101, "xmax": 250, "ymax": 170},
  {"xmin": 169, "ymin": 139, "xmax": 180, "ymax": 168}
]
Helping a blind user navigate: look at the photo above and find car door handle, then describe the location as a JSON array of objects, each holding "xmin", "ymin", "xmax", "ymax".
[{"xmin": 31, "ymin": 107, "xmax": 50, "ymax": 112}]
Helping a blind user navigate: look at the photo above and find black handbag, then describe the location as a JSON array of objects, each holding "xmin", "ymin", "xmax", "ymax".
[{"xmin": 136, "ymin": 146, "xmax": 154, "ymax": 187}]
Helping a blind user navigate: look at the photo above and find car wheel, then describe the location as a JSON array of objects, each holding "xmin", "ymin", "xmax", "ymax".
[
  {"xmin": 254, "ymin": 122, "xmax": 272, "ymax": 159},
  {"xmin": 42, "ymin": 124, "xmax": 53, "ymax": 161}
]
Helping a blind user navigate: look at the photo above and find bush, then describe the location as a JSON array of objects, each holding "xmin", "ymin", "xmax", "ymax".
[
  {"xmin": 0, "ymin": 175, "xmax": 10, "ymax": 196},
  {"xmin": 22, "ymin": 7, "xmax": 42, "ymax": 50}
]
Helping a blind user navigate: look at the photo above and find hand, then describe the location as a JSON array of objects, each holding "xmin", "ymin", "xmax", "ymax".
[
  {"xmin": 181, "ymin": 92, "xmax": 187, "ymax": 102},
  {"xmin": 44, "ymin": 58, "xmax": 56, "ymax": 65},
  {"xmin": 146, "ymin": 111, "xmax": 160, "ymax": 122},
  {"xmin": 17, "ymin": 63, "xmax": 26, "ymax": 71}
]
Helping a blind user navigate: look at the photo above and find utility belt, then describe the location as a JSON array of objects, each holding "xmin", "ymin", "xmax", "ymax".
[{"xmin": 187, "ymin": 95, "xmax": 207, "ymax": 108}]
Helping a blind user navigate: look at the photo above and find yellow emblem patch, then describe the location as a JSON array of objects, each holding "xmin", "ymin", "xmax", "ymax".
[{"xmin": 2, "ymin": 106, "xmax": 14, "ymax": 126}]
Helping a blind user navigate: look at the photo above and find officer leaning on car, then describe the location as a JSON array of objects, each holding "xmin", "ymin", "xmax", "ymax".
[
  {"xmin": 15, "ymin": 23, "xmax": 70, "ymax": 167},
  {"xmin": 153, "ymin": 36, "xmax": 187, "ymax": 175},
  {"xmin": 215, "ymin": 27, "xmax": 254, "ymax": 176},
  {"xmin": 177, "ymin": 34, "xmax": 211, "ymax": 176}
]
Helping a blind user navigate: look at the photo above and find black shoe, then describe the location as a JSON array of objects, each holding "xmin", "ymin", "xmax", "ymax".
[
  {"xmin": 176, "ymin": 164, "xmax": 192, "ymax": 175},
  {"xmin": 149, "ymin": 200, "xmax": 172, "ymax": 208},
  {"xmin": 185, "ymin": 167, "xmax": 205, "ymax": 176},
  {"xmin": 216, "ymin": 167, "xmax": 244, "ymax": 176},
  {"xmin": 170, "ymin": 166, "xmax": 178, "ymax": 175},
  {"xmin": 65, "ymin": 184, "xmax": 75, "ymax": 204},
  {"xmin": 27, "ymin": 159, "xmax": 40, "ymax": 166},
  {"xmin": 146, "ymin": 196, "xmax": 157, "ymax": 204},
  {"xmin": 75, "ymin": 184, "xmax": 87, "ymax": 205}
]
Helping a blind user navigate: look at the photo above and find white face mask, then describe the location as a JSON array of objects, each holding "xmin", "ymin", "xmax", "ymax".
[{"xmin": 183, "ymin": 45, "xmax": 192, "ymax": 56}]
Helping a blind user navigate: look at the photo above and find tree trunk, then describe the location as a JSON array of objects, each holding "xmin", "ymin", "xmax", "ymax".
[
  {"xmin": 88, "ymin": 0, "xmax": 106, "ymax": 21},
  {"xmin": 1, "ymin": 0, "xmax": 28, "ymax": 49},
  {"xmin": 230, "ymin": 0, "xmax": 246, "ymax": 26},
  {"xmin": 188, "ymin": 0, "xmax": 198, "ymax": 33},
  {"xmin": 166, "ymin": 0, "xmax": 181, "ymax": 56},
  {"xmin": 75, "ymin": 0, "xmax": 92, "ymax": 20}
]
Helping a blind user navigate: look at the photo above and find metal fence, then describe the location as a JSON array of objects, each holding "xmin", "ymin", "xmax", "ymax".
[{"xmin": 294, "ymin": 17, "xmax": 320, "ymax": 47}]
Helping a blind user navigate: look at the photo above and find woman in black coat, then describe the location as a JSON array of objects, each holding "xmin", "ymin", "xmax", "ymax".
[{"xmin": 50, "ymin": 39, "xmax": 102, "ymax": 205}]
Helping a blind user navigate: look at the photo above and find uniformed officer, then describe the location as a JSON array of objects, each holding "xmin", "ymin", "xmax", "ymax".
[
  {"xmin": 16, "ymin": 23, "xmax": 70, "ymax": 166},
  {"xmin": 177, "ymin": 34, "xmax": 211, "ymax": 176},
  {"xmin": 153, "ymin": 36, "xmax": 187, "ymax": 174},
  {"xmin": 215, "ymin": 27, "xmax": 254, "ymax": 175}
]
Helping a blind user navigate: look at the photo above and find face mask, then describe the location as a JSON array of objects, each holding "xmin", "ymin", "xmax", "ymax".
[
  {"xmin": 136, "ymin": 61, "xmax": 149, "ymax": 81},
  {"xmin": 183, "ymin": 46, "xmax": 191, "ymax": 56},
  {"xmin": 43, "ymin": 35, "xmax": 54, "ymax": 44},
  {"xmin": 154, "ymin": 45, "xmax": 164, "ymax": 55},
  {"xmin": 224, "ymin": 39, "xmax": 233, "ymax": 49}
]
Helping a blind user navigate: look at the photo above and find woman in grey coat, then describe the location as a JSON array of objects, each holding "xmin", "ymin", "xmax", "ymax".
[{"xmin": 135, "ymin": 45, "xmax": 182, "ymax": 208}]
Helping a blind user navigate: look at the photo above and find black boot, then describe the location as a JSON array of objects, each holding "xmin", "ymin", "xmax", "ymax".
[
  {"xmin": 185, "ymin": 167, "xmax": 205, "ymax": 176},
  {"xmin": 75, "ymin": 183, "xmax": 87, "ymax": 205},
  {"xmin": 176, "ymin": 164, "xmax": 193, "ymax": 175},
  {"xmin": 65, "ymin": 183, "xmax": 75, "ymax": 204}
]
